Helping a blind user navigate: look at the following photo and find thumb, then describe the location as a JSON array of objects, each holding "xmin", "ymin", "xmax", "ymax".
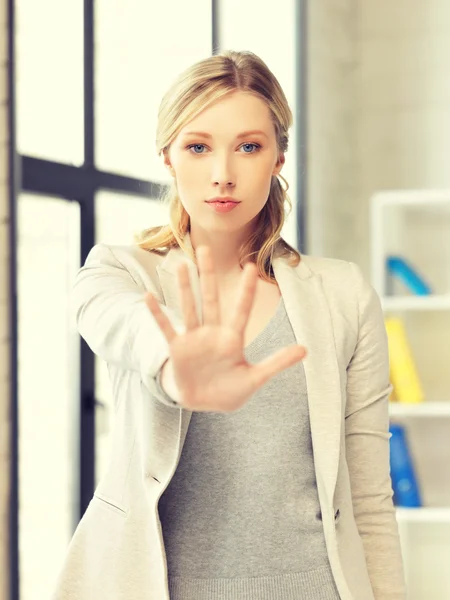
[{"xmin": 251, "ymin": 345, "xmax": 307, "ymax": 389}]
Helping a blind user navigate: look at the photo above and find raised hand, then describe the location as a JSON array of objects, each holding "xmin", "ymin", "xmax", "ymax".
[{"xmin": 145, "ymin": 245, "xmax": 307, "ymax": 412}]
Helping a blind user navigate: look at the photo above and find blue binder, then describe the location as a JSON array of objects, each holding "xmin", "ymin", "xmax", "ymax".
[
  {"xmin": 389, "ymin": 423, "xmax": 423, "ymax": 507},
  {"xmin": 386, "ymin": 256, "xmax": 432, "ymax": 295}
]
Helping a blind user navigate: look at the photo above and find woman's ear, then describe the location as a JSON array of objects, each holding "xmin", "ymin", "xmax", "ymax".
[
  {"xmin": 163, "ymin": 149, "xmax": 176, "ymax": 177},
  {"xmin": 272, "ymin": 153, "xmax": 285, "ymax": 177}
]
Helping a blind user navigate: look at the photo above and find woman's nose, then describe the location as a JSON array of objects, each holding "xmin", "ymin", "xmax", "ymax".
[
  {"xmin": 211, "ymin": 155, "xmax": 235, "ymax": 188},
  {"xmin": 214, "ymin": 180, "xmax": 234, "ymax": 188}
]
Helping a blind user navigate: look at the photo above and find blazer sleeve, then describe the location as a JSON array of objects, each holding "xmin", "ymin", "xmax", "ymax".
[
  {"xmin": 70, "ymin": 243, "xmax": 184, "ymax": 408},
  {"xmin": 344, "ymin": 261, "xmax": 407, "ymax": 600}
]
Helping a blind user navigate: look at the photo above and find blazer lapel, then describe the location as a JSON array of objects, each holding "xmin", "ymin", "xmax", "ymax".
[
  {"xmin": 273, "ymin": 257, "xmax": 343, "ymax": 507},
  {"xmin": 156, "ymin": 236, "xmax": 343, "ymax": 506}
]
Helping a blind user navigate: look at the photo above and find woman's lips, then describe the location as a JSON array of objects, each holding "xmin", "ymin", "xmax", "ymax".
[{"xmin": 206, "ymin": 201, "xmax": 240, "ymax": 213}]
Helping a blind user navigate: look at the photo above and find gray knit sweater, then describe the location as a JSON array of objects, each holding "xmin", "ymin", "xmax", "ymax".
[{"xmin": 157, "ymin": 297, "xmax": 341, "ymax": 600}]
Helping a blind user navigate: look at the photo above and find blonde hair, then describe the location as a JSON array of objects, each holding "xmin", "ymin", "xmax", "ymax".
[{"xmin": 134, "ymin": 49, "xmax": 301, "ymax": 282}]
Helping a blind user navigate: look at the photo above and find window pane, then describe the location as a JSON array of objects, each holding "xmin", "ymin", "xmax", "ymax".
[
  {"xmin": 95, "ymin": 0, "xmax": 212, "ymax": 181},
  {"xmin": 18, "ymin": 195, "xmax": 81, "ymax": 600},
  {"xmin": 96, "ymin": 190, "xmax": 169, "ymax": 245},
  {"xmin": 95, "ymin": 191, "xmax": 169, "ymax": 484},
  {"xmin": 16, "ymin": 0, "xmax": 84, "ymax": 164}
]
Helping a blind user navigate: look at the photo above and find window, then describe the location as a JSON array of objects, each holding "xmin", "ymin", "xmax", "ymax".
[
  {"xmin": 95, "ymin": 0, "xmax": 212, "ymax": 180},
  {"xmin": 94, "ymin": 190, "xmax": 169, "ymax": 484},
  {"xmin": 17, "ymin": 195, "xmax": 80, "ymax": 600},
  {"xmin": 16, "ymin": 0, "xmax": 84, "ymax": 164}
]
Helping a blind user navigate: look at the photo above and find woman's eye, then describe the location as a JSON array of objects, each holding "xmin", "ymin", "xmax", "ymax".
[
  {"xmin": 188, "ymin": 144, "xmax": 207, "ymax": 154},
  {"xmin": 240, "ymin": 143, "xmax": 260, "ymax": 153}
]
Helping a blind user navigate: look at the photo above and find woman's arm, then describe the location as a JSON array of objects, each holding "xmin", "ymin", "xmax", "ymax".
[
  {"xmin": 70, "ymin": 243, "xmax": 184, "ymax": 406},
  {"xmin": 345, "ymin": 262, "xmax": 407, "ymax": 600}
]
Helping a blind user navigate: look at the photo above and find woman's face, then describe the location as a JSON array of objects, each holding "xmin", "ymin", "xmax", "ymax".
[{"xmin": 165, "ymin": 90, "xmax": 285, "ymax": 235}]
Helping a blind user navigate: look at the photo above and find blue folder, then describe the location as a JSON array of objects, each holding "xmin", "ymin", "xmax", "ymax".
[
  {"xmin": 386, "ymin": 256, "xmax": 432, "ymax": 295},
  {"xmin": 389, "ymin": 423, "xmax": 423, "ymax": 507}
]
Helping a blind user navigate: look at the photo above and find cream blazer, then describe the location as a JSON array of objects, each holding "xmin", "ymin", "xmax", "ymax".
[{"xmin": 52, "ymin": 235, "xmax": 407, "ymax": 600}]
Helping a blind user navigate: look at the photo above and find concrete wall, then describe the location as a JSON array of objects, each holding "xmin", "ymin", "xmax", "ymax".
[
  {"xmin": 306, "ymin": 0, "xmax": 359, "ymax": 262},
  {"xmin": 307, "ymin": 0, "xmax": 450, "ymax": 270},
  {"xmin": 358, "ymin": 0, "xmax": 450, "ymax": 272},
  {"xmin": 0, "ymin": 0, "xmax": 11, "ymax": 597}
]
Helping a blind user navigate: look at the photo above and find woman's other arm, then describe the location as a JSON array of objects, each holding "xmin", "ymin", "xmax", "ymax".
[{"xmin": 345, "ymin": 262, "xmax": 407, "ymax": 600}]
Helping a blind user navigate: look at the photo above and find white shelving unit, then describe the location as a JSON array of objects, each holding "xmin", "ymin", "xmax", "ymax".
[
  {"xmin": 382, "ymin": 295, "xmax": 450, "ymax": 312},
  {"xmin": 370, "ymin": 190, "xmax": 450, "ymax": 599},
  {"xmin": 395, "ymin": 507, "xmax": 450, "ymax": 523},
  {"xmin": 389, "ymin": 401, "xmax": 450, "ymax": 418}
]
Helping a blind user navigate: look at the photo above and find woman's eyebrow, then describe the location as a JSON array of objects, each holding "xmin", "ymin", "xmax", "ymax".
[{"xmin": 182, "ymin": 130, "xmax": 268, "ymax": 140}]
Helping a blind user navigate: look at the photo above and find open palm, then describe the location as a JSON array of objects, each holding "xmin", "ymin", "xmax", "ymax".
[{"xmin": 145, "ymin": 245, "xmax": 307, "ymax": 412}]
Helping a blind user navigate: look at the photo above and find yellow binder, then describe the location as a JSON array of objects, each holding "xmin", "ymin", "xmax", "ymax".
[{"xmin": 385, "ymin": 317, "xmax": 424, "ymax": 404}]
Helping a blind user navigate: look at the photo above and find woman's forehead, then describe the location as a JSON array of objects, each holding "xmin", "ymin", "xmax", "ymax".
[{"xmin": 186, "ymin": 92, "xmax": 272, "ymax": 126}]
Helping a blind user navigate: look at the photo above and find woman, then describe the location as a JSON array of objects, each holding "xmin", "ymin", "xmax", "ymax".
[{"xmin": 53, "ymin": 51, "xmax": 406, "ymax": 600}]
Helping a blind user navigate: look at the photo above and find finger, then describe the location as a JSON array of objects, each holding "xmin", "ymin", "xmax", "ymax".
[
  {"xmin": 250, "ymin": 345, "xmax": 307, "ymax": 389},
  {"xmin": 145, "ymin": 292, "xmax": 178, "ymax": 343},
  {"xmin": 177, "ymin": 262, "xmax": 200, "ymax": 330},
  {"xmin": 197, "ymin": 246, "xmax": 220, "ymax": 326},
  {"xmin": 228, "ymin": 262, "xmax": 258, "ymax": 337}
]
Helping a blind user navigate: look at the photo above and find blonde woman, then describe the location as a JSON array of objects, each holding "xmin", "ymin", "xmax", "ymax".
[{"xmin": 53, "ymin": 51, "xmax": 406, "ymax": 600}]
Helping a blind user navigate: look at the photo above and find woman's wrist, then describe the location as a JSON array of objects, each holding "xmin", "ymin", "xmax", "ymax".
[{"xmin": 160, "ymin": 358, "xmax": 181, "ymax": 405}]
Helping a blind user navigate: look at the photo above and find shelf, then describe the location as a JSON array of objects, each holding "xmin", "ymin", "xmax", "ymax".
[
  {"xmin": 372, "ymin": 189, "xmax": 450, "ymax": 211},
  {"xmin": 389, "ymin": 401, "xmax": 450, "ymax": 417},
  {"xmin": 395, "ymin": 507, "xmax": 450, "ymax": 523},
  {"xmin": 371, "ymin": 191, "xmax": 450, "ymax": 596},
  {"xmin": 381, "ymin": 295, "xmax": 450, "ymax": 311}
]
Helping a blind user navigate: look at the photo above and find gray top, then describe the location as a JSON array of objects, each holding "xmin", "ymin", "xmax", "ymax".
[{"xmin": 157, "ymin": 297, "xmax": 341, "ymax": 599}]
